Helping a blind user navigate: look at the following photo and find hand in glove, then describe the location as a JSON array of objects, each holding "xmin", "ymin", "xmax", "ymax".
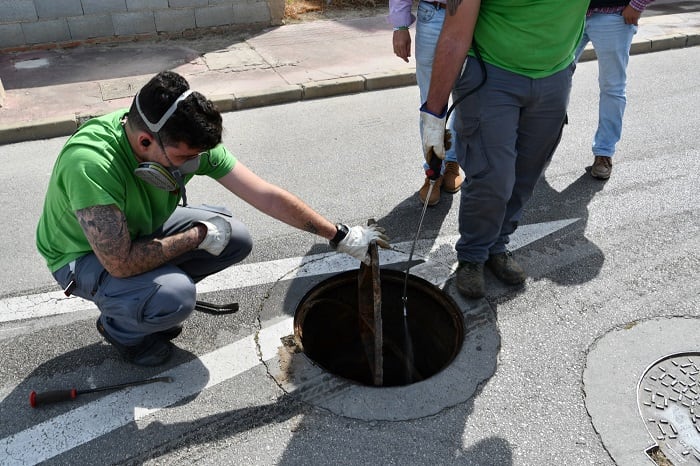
[
  {"xmin": 420, "ymin": 103, "xmax": 452, "ymax": 164},
  {"xmin": 196, "ymin": 216, "xmax": 232, "ymax": 256},
  {"xmin": 334, "ymin": 224, "xmax": 390, "ymax": 265}
]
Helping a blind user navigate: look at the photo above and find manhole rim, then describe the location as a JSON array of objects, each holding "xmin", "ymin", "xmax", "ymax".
[{"xmin": 265, "ymin": 259, "xmax": 499, "ymax": 422}]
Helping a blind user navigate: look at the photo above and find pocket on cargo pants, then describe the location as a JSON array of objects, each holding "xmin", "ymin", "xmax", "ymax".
[{"xmin": 456, "ymin": 117, "xmax": 491, "ymax": 179}]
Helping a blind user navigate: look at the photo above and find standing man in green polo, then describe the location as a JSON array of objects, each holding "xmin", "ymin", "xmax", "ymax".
[{"xmin": 420, "ymin": 0, "xmax": 589, "ymax": 298}]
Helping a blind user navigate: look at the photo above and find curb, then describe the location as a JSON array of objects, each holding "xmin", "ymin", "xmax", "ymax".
[
  {"xmin": 0, "ymin": 70, "xmax": 417, "ymax": 145},
  {"xmin": 0, "ymin": 116, "xmax": 79, "ymax": 145},
  {"xmin": 0, "ymin": 37, "xmax": 695, "ymax": 146}
]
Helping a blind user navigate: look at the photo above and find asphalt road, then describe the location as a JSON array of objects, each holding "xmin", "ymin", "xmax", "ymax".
[{"xmin": 0, "ymin": 46, "xmax": 698, "ymax": 465}]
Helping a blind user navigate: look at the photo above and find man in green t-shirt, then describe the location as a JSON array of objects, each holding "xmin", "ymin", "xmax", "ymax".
[
  {"xmin": 420, "ymin": 0, "xmax": 588, "ymax": 298},
  {"xmin": 36, "ymin": 71, "xmax": 389, "ymax": 366}
]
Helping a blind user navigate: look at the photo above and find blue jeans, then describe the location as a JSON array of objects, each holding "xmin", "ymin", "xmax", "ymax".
[
  {"xmin": 575, "ymin": 12, "xmax": 637, "ymax": 158},
  {"xmin": 453, "ymin": 61, "xmax": 573, "ymax": 263},
  {"xmin": 416, "ymin": 0, "xmax": 457, "ymax": 168}
]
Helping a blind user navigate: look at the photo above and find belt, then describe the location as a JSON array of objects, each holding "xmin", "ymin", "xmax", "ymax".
[{"xmin": 422, "ymin": 1, "xmax": 446, "ymax": 9}]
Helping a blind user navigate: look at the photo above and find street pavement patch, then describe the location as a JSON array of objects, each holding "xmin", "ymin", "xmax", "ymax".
[{"xmin": 584, "ymin": 316, "xmax": 700, "ymax": 465}]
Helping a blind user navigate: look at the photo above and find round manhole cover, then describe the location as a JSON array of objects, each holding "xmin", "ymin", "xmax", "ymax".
[{"xmin": 638, "ymin": 352, "xmax": 700, "ymax": 463}]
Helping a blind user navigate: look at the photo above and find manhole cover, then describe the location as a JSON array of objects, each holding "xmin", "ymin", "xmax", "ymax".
[{"xmin": 638, "ymin": 352, "xmax": 700, "ymax": 463}]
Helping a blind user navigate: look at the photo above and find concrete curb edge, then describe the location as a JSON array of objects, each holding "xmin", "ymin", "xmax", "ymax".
[
  {"xmin": 0, "ymin": 38, "xmax": 696, "ymax": 146},
  {"xmin": 0, "ymin": 70, "xmax": 418, "ymax": 145}
]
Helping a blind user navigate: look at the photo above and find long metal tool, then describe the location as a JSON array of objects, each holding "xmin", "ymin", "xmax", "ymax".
[
  {"xmin": 29, "ymin": 376, "xmax": 173, "ymax": 408},
  {"xmin": 194, "ymin": 300, "xmax": 239, "ymax": 314},
  {"xmin": 401, "ymin": 154, "xmax": 443, "ymax": 316}
]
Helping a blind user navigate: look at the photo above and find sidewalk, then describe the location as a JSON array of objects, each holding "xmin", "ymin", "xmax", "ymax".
[{"xmin": 0, "ymin": 4, "xmax": 698, "ymax": 145}]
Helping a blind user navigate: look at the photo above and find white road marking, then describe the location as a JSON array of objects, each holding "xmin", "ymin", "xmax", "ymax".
[
  {"xmin": 0, "ymin": 219, "xmax": 578, "ymax": 324},
  {"xmin": 0, "ymin": 219, "xmax": 578, "ymax": 464}
]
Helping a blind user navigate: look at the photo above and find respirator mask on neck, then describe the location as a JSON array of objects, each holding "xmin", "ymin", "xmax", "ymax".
[{"xmin": 133, "ymin": 89, "xmax": 200, "ymax": 206}]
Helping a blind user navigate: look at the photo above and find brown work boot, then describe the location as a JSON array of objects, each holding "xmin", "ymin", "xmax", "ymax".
[
  {"xmin": 590, "ymin": 156, "xmax": 612, "ymax": 179},
  {"xmin": 442, "ymin": 161, "xmax": 463, "ymax": 193},
  {"xmin": 456, "ymin": 261, "xmax": 485, "ymax": 299},
  {"xmin": 485, "ymin": 252, "xmax": 526, "ymax": 285},
  {"xmin": 418, "ymin": 175, "xmax": 443, "ymax": 206}
]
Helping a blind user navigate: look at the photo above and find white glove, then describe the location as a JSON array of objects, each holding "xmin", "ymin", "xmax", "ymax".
[
  {"xmin": 420, "ymin": 105, "xmax": 447, "ymax": 163},
  {"xmin": 196, "ymin": 217, "xmax": 232, "ymax": 256},
  {"xmin": 335, "ymin": 224, "xmax": 391, "ymax": 265}
]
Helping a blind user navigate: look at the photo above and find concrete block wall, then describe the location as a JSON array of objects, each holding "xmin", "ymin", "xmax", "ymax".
[{"xmin": 0, "ymin": 0, "xmax": 285, "ymax": 50}]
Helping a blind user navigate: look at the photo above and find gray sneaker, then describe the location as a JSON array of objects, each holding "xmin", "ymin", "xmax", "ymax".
[
  {"xmin": 485, "ymin": 252, "xmax": 526, "ymax": 285},
  {"xmin": 456, "ymin": 261, "xmax": 485, "ymax": 299}
]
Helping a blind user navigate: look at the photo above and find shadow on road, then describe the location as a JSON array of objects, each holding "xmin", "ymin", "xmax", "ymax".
[
  {"xmin": 256, "ymin": 163, "xmax": 608, "ymax": 463},
  {"xmin": 520, "ymin": 170, "xmax": 607, "ymax": 287}
]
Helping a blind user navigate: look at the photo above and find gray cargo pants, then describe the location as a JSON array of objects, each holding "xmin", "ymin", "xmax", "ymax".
[
  {"xmin": 453, "ymin": 59, "xmax": 574, "ymax": 263},
  {"xmin": 52, "ymin": 205, "xmax": 252, "ymax": 346}
]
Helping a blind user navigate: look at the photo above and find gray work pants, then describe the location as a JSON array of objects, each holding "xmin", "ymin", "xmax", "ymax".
[
  {"xmin": 453, "ymin": 60, "xmax": 574, "ymax": 263},
  {"xmin": 52, "ymin": 205, "xmax": 252, "ymax": 345}
]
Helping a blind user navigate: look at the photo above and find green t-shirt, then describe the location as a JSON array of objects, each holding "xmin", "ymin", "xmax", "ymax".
[
  {"xmin": 36, "ymin": 110, "xmax": 236, "ymax": 273},
  {"xmin": 472, "ymin": 0, "xmax": 589, "ymax": 78}
]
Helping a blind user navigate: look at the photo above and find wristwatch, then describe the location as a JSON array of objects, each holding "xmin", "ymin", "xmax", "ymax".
[{"xmin": 329, "ymin": 223, "xmax": 349, "ymax": 249}]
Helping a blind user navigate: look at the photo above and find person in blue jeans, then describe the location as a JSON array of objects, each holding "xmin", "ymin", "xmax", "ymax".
[
  {"xmin": 575, "ymin": 0, "xmax": 654, "ymax": 179},
  {"xmin": 389, "ymin": 0, "xmax": 463, "ymax": 206}
]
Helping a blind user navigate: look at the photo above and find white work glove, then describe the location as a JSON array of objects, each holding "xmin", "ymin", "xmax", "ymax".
[
  {"xmin": 335, "ymin": 224, "xmax": 391, "ymax": 265},
  {"xmin": 420, "ymin": 103, "xmax": 449, "ymax": 163},
  {"xmin": 196, "ymin": 217, "xmax": 232, "ymax": 256}
]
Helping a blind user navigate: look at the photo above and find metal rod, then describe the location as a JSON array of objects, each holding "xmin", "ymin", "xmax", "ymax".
[{"xmin": 402, "ymin": 179, "xmax": 435, "ymax": 316}]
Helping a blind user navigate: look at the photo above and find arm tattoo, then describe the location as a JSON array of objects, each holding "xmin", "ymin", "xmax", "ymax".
[
  {"xmin": 76, "ymin": 204, "xmax": 132, "ymax": 274},
  {"xmin": 76, "ymin": 204, "xmax": 199, "ymax": 277},
  {"xmin": 447, "ymin": 0, "xmax": 462, "ymax": 15},
  {"xmin": 303, "ymin": 221, "xmax": 319, "ymax": 235},
  {"xmin": 76, "ymin": 205, "xmax": 129, "ymax": 258}
]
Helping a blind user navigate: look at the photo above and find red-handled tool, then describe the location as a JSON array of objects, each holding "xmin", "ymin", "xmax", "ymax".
[
  {"xmin": 29, "ymin": 376, "xmax": 173, "ymax": 408},
  {"xmin": 424, "ymin": 151, "xmax": 443, "ymax": 181}
]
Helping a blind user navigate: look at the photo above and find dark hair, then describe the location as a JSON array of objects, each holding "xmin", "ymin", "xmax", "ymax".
[{"xmin": 128, "ymin": 71, "xmax": 223, "ymax": 150}]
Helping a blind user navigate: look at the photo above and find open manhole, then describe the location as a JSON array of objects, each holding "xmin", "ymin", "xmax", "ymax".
[
  {"xmin": 638, "ymin": 352, "xmax": 700, "ymax": 464},
  {"xmin": 293, "ymin": 266, "xmax": 464, "ymax": 387}
]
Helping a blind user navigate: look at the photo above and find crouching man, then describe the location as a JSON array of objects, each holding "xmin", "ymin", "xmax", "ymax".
[{"xmin": 36, "ymin": 71, "xmax": 388, "ymax": 366}]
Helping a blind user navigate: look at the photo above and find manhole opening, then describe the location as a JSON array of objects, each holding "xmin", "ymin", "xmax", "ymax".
[{"xmin": 294, "ymin": 268, "xmax": 464, "ymax": 387}]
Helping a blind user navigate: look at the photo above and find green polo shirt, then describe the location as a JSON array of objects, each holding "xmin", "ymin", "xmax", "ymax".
[
  {"xmin": 36, "ymin": 110, "xmax": 235, "ymax": 272},
  {"xmin": 473, "ymin": 0, "xmax": 589, "ymax": 78}
]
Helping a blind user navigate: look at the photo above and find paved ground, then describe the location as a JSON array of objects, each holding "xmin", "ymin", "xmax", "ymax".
[{"xmin": 0, "ymin": 3, "xmax": 699, "ymax": 465}]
